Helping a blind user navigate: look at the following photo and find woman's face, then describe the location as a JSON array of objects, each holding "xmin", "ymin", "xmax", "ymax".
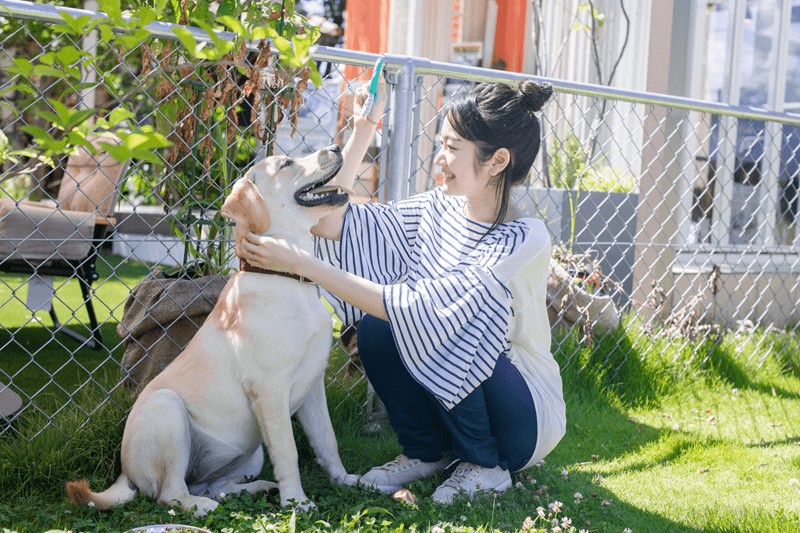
[{"xmin": 434, "ymin": 117, "xmax": 494, "ymax": 200}]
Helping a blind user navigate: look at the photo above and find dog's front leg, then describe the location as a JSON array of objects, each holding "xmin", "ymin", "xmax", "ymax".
[
  {"xmin": 248, "ymin": 389, "xmax": 313, "ymax": 510},
  {"xmin": 296, "ymin": 379, "xmax": 359, "ymax": 487}
]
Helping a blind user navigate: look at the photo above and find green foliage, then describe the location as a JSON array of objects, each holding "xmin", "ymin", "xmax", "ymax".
[
  {"xmin": 1, "ymin": 7, "xmax": 170, "ymax": 167},
  {"xmin": 572, "ymin": 1, "xmax": 606, "ymax": 33},
  {"xmin": 3, "ymin": 0, "xmax": 324, "ymax": 277},
  {"xmin": 549, "ymin": 135, "xmax": 585, "ymax": 190},
  {"xmin": 548, "ymin": 134, "xmax": 635, "ymax": 193}
]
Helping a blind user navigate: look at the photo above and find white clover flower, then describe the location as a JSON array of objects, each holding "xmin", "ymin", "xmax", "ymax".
[
  {"xmin": 431, "ymin": 526, "xmax": 444, "ymax": 533},
  {"xmin": 548, "ymin": 500, "xmax": 563, "ymax": 513},
  {"xmin": 515, "ymin": 481, "xmax": 524, "ymax": 489},
  {"xmin": 461, "ymin": 516, "xmax": 467, "ymax": 522},
  {"xmin": 87, "ymin": 501, "xmax": 95, "ymax": 508},
  {"xmin": 167, "ymin": 509, "xmax": 176, "ymax": 516},
  {"xmin": 561, "ymin": 470, "xmax": 569, "ymax": 477},
  {"xmin": 561, "ymin": 517, "xmax": 572, "ymax": 528},
  {"xmin": 537, "ymin": 506, "xmax": 546, "ymax": 518},
  {"xmin": 791, "ymin": 478, "xmax": 799, "ymax": 486},
  {"xmin": 623, "ymin": 528, "xmax": 632, "ymax": 533},
  {"xmin": 219, "ymin": 492, "xmax": 226, "ymax": 498},
  {"xmin": 521, "ymin": 517, "xmax": 535, "ymax": 531}
]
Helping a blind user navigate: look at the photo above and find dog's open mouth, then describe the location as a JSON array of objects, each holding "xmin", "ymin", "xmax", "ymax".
[{"xmin": 294, "ymin": 164, "xmax": 352, "ymax": 208}]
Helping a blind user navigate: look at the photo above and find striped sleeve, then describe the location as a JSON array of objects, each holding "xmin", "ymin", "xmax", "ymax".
[
  {"xmin": 384, "ymin": 264, "xmax": 513, "ymax": 409},
  {"xmin": 314, "ymin": 200, "xmax": 416, "ymax": 324}
]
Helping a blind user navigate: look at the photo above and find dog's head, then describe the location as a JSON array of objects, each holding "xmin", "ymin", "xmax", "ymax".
[{"xmin": 221, "ymin": 145, "xmax": 348, "ymax": 252}]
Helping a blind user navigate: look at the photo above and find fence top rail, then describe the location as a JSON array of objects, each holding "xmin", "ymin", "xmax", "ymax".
[
  {"xmin": 0, "ymin": 0, "xmax": 236, "ymax": 43},
  {"xmin": 3, "ymin": 0, "xmax": 800, "ymax": 127},
  {"xmin": 339, "ymin": 53, "xmax": 800, "ymax": 127}
]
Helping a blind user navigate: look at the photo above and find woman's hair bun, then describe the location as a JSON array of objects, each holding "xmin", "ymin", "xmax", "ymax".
[{"xmin": 518, "ymin": 79, "xmax": 553, "ymax": 112}]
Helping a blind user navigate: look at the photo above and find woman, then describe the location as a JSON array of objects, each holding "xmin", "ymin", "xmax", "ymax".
[{"xmin": 242, "ymin": 73, "xmax": 566, "ymax": 504}]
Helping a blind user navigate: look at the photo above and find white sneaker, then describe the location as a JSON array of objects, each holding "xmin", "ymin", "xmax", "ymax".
[
  {"xmin": 359, "ymin": 454, "xmax": 449, "ymax": 494},
  {"xmin": 431, "ymin": 462, "xmax": 512, "ymax": 504}
]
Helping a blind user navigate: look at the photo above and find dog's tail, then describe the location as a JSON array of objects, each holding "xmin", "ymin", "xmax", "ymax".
[{"xmin": 65, "ymin": 474, "xmax": 138, "ymax": 510}]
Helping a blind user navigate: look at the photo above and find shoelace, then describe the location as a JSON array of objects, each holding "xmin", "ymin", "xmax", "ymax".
[
  {"xmin": 439, "ymin": 462, "xmax": 478, "ymax": 489},
  {"xmin": 379, "ymin": 455, "xmax": 414, "ymax": 472}
]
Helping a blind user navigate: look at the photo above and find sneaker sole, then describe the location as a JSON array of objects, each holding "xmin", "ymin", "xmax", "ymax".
[
  {"xmin": 358, "ymin": 480, "xmax": 402, "ymax": 495},
  {"xmin": 431, "ymin": 477, "xmax": 514, "ymax": 505},
  {"xmin": 494, "ymin": 478, "xmax": 513, "ymax": 492}
]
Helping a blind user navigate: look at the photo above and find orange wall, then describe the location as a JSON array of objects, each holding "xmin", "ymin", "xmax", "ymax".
[
  {"xmin": 493, "ymin": 0, "xmax": 526, "ymax": 72},
  {"xmin": 342, "ymin": 0, "xmax": 527, "ymax": 74},
  {"xmin": 342, "ymin": 0, "xmax": 392, "ymax": 81}
]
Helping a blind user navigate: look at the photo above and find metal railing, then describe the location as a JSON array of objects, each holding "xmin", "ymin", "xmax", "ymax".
[{"xmin": 1, "ymin": 0, "xmax": 800, "ymax": 441}]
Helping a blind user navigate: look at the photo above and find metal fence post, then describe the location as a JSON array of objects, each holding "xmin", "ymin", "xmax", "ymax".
[{"xmin": 385, "ymin": 57, "xmax": 418, "ymax": 202}]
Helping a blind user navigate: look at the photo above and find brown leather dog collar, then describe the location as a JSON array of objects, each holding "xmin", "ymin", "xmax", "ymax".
[{"xmin": 239, "ymin": 258, "xmax": 314, "ymax": 284}]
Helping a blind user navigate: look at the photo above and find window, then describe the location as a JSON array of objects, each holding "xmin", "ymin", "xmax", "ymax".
[{"xmin": 695, "ymin": 0, "xmax": 800, "ymax": 246}]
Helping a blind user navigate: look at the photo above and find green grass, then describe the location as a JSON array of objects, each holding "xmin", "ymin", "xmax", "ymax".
[
  {"xmin": 1, "ymin": 259, "xmax": 800, "ymax": 532},
  {"xmin": 0, "ymin": 255, "xmax": 150, "ymax": 440}
]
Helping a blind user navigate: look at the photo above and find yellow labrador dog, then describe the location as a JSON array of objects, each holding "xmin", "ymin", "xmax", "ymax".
[{"xmin": 66, "ymin": 145, "xmax": 358, "ymax": 516}]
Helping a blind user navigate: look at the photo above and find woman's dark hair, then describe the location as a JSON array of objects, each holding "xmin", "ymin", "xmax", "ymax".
[{"xmin": 444, "ymin": 79, "xmax": 553, "ymax": 234}]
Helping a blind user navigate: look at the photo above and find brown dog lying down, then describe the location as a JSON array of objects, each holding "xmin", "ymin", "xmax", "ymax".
[{"xmin": 66, "ymin": 145, "xmax": 358, "ymax": 516}]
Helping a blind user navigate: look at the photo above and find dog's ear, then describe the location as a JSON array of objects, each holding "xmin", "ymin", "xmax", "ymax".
[{"xmin": 221, "ymin": 178, "xmax": 270, "ymax": 233}]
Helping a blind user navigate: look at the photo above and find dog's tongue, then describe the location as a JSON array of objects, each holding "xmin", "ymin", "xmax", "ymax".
[{"xmin": 307, "ymin": 184, "xmax": 354, "ymax": 196}]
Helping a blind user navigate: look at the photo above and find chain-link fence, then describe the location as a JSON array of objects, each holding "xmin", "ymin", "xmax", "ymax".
[{"xmin": 2, "ymin": 0, "xmax": 800, "ymax": 442}]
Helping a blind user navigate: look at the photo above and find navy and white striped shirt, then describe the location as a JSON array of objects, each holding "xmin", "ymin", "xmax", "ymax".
[{"xmin": 315, "ymin": 188, "xmax": 551, "ymax": 411}]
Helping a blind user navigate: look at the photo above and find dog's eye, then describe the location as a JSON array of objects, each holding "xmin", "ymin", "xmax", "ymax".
[{"xmin": 281, "ymin": 159, "xmax": 293, "ymax": 169}]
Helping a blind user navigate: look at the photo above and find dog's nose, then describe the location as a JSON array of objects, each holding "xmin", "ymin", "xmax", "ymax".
[{"xmin": 327, "ymin": 144, "xmax": 341, "ymax": 154}]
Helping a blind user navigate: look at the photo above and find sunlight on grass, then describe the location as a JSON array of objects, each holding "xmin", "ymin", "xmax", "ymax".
[
  {"xmin": 0, "ymin": 254, "xmax": 151, "ymax": 330},
  {"xmin": 548, "ymin": 316, "xmax": 800, "ymax": 533}
]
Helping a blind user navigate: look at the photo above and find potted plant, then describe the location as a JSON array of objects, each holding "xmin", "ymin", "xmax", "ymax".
[{"xmin": 514, "ymin": 133, "xmax": 638, "ymax": 325}]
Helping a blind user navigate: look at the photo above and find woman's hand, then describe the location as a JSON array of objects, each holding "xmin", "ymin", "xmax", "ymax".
[
  {"xmin": 241, "ymin": 232, "xmax": 309, "ymax": 275},
  {"xmin": 352, "ymin": 74, "xmax": 386, "ymax": 128},
  {"xmin": 242, "ymin": 232, "xmax": 389, "ymax": 320}
]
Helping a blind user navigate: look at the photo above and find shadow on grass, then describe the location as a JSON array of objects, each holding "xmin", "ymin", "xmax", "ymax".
[{"xmin": 704, "ymin": 337, "xmax": 800, "ymax": 400}]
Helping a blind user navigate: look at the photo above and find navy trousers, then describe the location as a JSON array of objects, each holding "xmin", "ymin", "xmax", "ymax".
[{"xmin": 357, "ymin": 314, "xmax": 538, "ymax": 472}]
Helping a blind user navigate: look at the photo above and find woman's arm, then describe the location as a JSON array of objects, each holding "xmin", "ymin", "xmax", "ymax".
[
  {"xmin": 241, "ymin": 232, "xmax": 389, "ymax": 321},
  {"xmin": 312, "ymin": 77, "xmax": 387, "ymax": 240}
]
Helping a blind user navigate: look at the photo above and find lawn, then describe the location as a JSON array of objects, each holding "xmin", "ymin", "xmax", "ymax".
[{"xmin": 1, "ymin": 255, "xmax": 799, "ymax": 533}]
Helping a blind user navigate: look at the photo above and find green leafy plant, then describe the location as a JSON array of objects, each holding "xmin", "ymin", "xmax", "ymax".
[
  {"xmin": 549, "ymin": 134, "xmax": 635, "ymax": 193},
  {"xmin": 140, "ymin": 0, "xmax": 323, "ymax": 276},
  {"xmin": 1, "ymin": 0, "xmax": 323, "ymax": 278},
  {"xmin": 0, "ymin": 0, "xmax": 171, "ymax": 191}
]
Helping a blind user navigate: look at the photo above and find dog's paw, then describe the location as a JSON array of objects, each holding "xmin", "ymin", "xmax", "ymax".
[
  {"xmin": 191, "ymin": 498, "xmax": 219, "ymax": 517},
  {"xmin": 291, "ymin": 499, "xmax": 317, "ymax": 513},
  {"xmin": 336, "ymin": 473, "xmax": 360, "ymax": 487}
]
